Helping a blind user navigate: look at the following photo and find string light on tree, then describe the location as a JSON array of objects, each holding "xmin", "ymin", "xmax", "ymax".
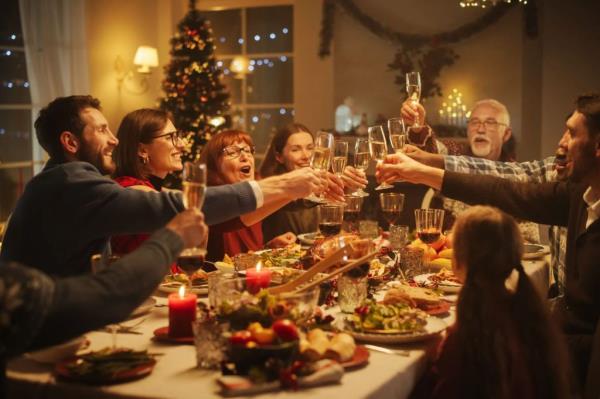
[
  {"xmin": 438, "ymin": 88, "xmax": 469, "ymax": 126},
  {"xmin": 459, "ymin": 0, "xmax": 527, "ymax": 8}
]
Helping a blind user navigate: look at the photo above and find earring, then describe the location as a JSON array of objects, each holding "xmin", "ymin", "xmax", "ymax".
[{"xmin": 141, "ymin": 155, "xmax": 149, "ymax": 165}]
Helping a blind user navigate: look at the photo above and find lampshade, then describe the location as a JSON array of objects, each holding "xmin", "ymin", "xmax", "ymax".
[{"xmin": 133, "ymin": 46, "xmax": 159, "ymax": 73}]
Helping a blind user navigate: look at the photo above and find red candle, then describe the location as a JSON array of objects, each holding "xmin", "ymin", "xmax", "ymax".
[
  {"xmin": 168, "ymin": 286, "xmax": 197, "ymax": 337},
  {"xmin": 246, "ymin": 261, "xmax": 271, "ymax": 294}
]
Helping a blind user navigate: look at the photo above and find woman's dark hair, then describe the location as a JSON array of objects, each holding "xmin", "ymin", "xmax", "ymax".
[
  {"xmin": 259, "ymin": 123, "xmax": 312, "ymax": 178},
  {"xmin": 113, "ymin": 108, "xmax": 169, "ymax": 179},
  {"xmin": 452, "ymin": 206, "xmax": 570, "ymax": 398},
  {"xmin": 199, "ymin": 130, "xmax": 253, "ymax": 186},
  {"xmin": 34, "ymin": 95, "xmax": 101, "ymax": 160}
]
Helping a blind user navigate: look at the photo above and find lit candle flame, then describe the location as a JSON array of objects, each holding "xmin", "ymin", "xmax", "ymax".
[
  {"xmin": 178, "ymin": 285, "xmax": 186, "ymax": 298},
  {"xmin": 255, "ymin": 261, "xmax": 263, "ymax": 272}
]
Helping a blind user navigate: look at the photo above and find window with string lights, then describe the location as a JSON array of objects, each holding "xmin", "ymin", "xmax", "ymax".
[
  {"xmin": 198, "ymin": 4, "xmax": 294, "ymax": 157},
  {"xmin": 0, "ymin": 0, "xmax": 32, "ymax": 223}
]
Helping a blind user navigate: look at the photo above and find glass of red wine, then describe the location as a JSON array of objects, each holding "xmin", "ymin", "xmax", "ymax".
[
  {"xmin": 178, "ymin": 162, "xmax": 208, "ymax": 287},
  {"xmin": 414, "ymin": 209, "xmax": 445, "ymax": 244},
  {"xmin": 379, "ymin": 192, "xmax": 405, "ymax": 228},
  {"xmin": 318, "ymin": 204, "xmax": 344, "ymax": 238},
  {"xmin": 342, "ymin": 195, "xmax": 363, "ymax": 233}
]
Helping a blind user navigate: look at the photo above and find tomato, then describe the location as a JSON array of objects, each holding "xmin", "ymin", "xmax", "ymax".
[
  {"xmin": 252, "ymin": 328, "xmax": 276, "ymax": 345},
  {"xmin": 271, "ymin": 319, "xmax": 299, "ymax": 341},
  {"xmin": 229, "ymin": 330, "xmax": 254, "ymax": 346}
]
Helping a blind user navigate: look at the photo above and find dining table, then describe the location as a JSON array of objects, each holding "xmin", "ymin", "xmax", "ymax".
[{"xmin": 6, "ymin": 257, "xmax": 549, "ymax": 399}]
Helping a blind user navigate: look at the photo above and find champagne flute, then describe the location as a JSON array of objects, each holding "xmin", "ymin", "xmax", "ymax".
[
  {"xmin": 406, "ymin": 72, "xmax": 421, "ymax": 112},
  {"xmin": 388, "ymin": 117, "xmax": 407, "ymax": 153},
  {"xmin": 352, "ymin": 138, "xmax": 370, "ymax": 197},
  {"xmin": 306, "ymin": 131, "xmax": 333, "ymax": 203},
  {"xmin": 332, "ymin": 141, "xmax": 348, "ymax": 178},
  {"xmin": 178, "ymin": 162, "xmax": 207, "ymax": 287},
  {"xmin": 369, "ymin": 125, "xmax": 393, "ymax": 190}
]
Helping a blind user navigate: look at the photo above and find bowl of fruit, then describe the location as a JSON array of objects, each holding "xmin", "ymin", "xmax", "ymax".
[{"xmin": 226, "ymin": 319, "xmax": 300, "ymax": 376}]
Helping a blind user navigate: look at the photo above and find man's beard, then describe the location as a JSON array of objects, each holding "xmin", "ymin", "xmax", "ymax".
[
  {"xmin": 569, "ymin": 143, "xmax": 597, "ymax": 183},
  {"xmin": 78, "ymin": 145, "xmax": 115, "ymax": 175},
  {"xmin": 471, "ymin": 140, "xmax": 491, "ymax": 158}
]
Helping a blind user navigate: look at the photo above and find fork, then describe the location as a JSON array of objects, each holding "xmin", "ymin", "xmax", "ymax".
[
  {"xmin": 364, "ymin": 344, "xmax": 410, "ymax": 357},
  {"xmin": 102, "ymin": 317, "xmax": 147, "ymax": 335}
]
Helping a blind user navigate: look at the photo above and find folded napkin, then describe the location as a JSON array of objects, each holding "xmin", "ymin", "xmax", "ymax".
[{"xmin": 217, "ymin": 359, "xmax": 344, "ymax": 396}]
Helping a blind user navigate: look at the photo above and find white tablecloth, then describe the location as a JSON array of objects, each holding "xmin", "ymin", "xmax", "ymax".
[{"xmin": 7, "ymin": 258, "xmax": 549, "ymax": 399}]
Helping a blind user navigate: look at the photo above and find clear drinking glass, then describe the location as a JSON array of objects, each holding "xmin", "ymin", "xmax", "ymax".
[
  {"xmin": 343, "ymin": 194, "xmax": 363, "ymax": 233},
  {"xmin": 389, "ymin": 225, "xmax": 409, "ymax": 279},
  {"xmin": 353, "ymin": 138, "xmax": 370, "ymax": 197},
  {"xmin": 178, "ymin": 162, "xmax": 208, "ymax": 285},
  {"xmin": 338, "ymin": 273, "xmax": 368, "ymax": 313},
  {"xmin": 369, "ymin": 125, "xmax": 393, "ymax": 190},
  {"xmin": 388, "ymin": 117, "xmax": 407, "ymax": 153},
  {"xmin": 193, "ymin": 316, "xmax": 227, "ymax": 369},
  {"xmin": 400, "ymin": 246, "xmax": 425, "ymax": 280},
  {"xmin": 332, "ymin": 141, "xmax": 348, "ymax": 178},
  {"xmin": 318, "ymin": 204, "xmax": 344, "ymax": 238},
  {"xmin": 306, "ymin": 131, "xmax": 333, "ymax": 203},
  {"xmin": 379, "ymin": 192, "xmax": 405, "ymax": 228},
  {"xmin": 414, "ymin": 208, "xmax": 445, "ymax": 245}
]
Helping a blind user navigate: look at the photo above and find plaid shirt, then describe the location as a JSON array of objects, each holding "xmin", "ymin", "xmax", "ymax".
[{"xmin": 444, "ymin": 155, "xmax": 567, "ymax": 295}]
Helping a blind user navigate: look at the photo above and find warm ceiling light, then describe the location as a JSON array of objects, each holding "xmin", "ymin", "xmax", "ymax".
[{"xmin": 133, "ymin": 46, "xmax": 159, "ymax": 73}]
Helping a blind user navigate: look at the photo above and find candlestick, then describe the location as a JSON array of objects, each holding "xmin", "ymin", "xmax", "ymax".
[
  {"xmin": 245, "ymin": 261, "xmax": 271, "ymax": 294},
  {"xmin": 168, "ymin": 286, "xmax": 197, "ymax": 337}
]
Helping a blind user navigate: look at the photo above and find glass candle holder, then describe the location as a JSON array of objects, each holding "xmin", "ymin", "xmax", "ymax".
[
  {"xmin": 337, "ymin": 273, "xmax": 368, "ymax": 313},
  {"xmin": 193, "ymin": 315, "xmax": 227, "ymax": 369}
]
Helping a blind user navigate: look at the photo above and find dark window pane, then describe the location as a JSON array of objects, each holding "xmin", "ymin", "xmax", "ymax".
[
  {"xmin": 246, "ymin": 6, "xmax": 293, "ymax": 54},
  {"xmin": 0, "ymin": 0, "xmax": 23, "ymax": 47},
  {"xmin": 0, "ymin": 110, "xmax": 32, "ymax": 163},
  {"xmin": 0, "ymin": 49, "xmax": 30, "ymax": 104},
  {"xmin": 247, "ymin": 107, "xmax": 294, "ymax": 154},
  {"xmin": 219, "ymin": 62, "xmax": 242, "ymax": 103},
  {"xmin": 198, "ymin": 9, "xmax": 242, "ymax": 56},
  {"xmin": 247, "ymin": 56, "xmax": 292, "ymax": 104},
  {"xmin": 0, "ymin": 166, "xmax": 32, "ymax": 221}
]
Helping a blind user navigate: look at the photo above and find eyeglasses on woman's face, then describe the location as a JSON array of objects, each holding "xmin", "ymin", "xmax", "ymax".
[
  {"xmin": 222, "ymin": 145, "xmax": 255, "ymax": 159},
  {"xmin": 153, "ymin": 130, "xmax": 186, "ymax": 146}
]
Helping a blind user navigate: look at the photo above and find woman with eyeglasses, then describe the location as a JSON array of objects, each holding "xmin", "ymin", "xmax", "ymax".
[
  {"xmin": 200, "ymin": 130, "xmax": 308, "ymax": 261},
  {"xmin": 111, "ymin": 108, "xmax": 187, "ymax": 265}
]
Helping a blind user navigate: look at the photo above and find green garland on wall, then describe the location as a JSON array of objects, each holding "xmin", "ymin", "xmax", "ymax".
[{"xmin": 320, "ymin": 0, "xmax": 538, "ymax": 99}]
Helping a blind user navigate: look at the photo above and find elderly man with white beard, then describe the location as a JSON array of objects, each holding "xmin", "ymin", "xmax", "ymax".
[{"xmin": 401, "ymin": 98, "xmax": 540, "ymax": 242}]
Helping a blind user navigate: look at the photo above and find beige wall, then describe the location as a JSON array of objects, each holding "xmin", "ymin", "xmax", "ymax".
[{"xmin": 85, "ymin": 0, "xmax": 600, "ymax": 160}]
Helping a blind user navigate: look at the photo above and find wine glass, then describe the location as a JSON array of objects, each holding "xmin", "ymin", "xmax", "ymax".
[
  {"xmin": 369, "ymin": 125, "xmax": 393, "ymax": 190},
  {"xmin": 352, "ymin": 138, "xmax": 370, "ymax": 197},
  {"xmin": 305, "ymin": 131, "xmax": 333, "ymax": 203},
  {"xmin": 332, "ymin": 141, "xmax": 348, "ymax": 178},
  {"xmin": 388, "ymin": 117, "xmax": 407, "ymax": 153},
  {"xmin": 342, "ymin": 194, "xmax": 363, "ymax": 233},
  {"xmin": 379, "ymin": 192, "xmax": 405, "ymax": 228},
  {"xmin": 317, "ymin": 204, "xmax": 344, "ymax": 238},
  {"xmin": 178, "ymin": 162, "xmax": 208, "ymax": 287},
  {"xmin": 406, "ymin": 72, "xmax": 421, "ymax": 113},
  {"xmin": 414, "ymin": 209, "xmax": 445, "ymax": 244}
]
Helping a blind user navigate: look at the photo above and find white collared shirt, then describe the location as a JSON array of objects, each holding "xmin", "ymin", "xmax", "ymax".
[{"xmin": 582, "ymin": 186, "xmax": 600, "ymax": 229}]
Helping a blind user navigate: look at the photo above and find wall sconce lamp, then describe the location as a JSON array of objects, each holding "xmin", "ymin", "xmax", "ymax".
[
  {"xmin": 230, "ymin": 56, "xmax": 251, "ymax": 79},
  {"xmin": 115, "ymin": 46, "xmax": 159, "ymax": 94}
]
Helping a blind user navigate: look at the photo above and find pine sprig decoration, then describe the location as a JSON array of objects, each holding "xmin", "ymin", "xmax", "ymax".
[{"xmin": 160, "ymin": 3, "xmax": 231, "ymax": 171}]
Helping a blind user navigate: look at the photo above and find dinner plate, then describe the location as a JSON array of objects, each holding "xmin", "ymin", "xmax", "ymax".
[
  {"xmin": 297, "ymin": 232, "xmax": 318, "ymax": 246},
  {"xmin": 413, "ymin": 273, "xmax": 462, "ymax": 294},
  {"xmin": 158, "ymin": 282, "xmax": 208, "ymax": 295},
  {"xmin": 340, "ymin": 345, "xmax": 370, "ymax": 369},
  {"xmin": 342, "ymin": 317, "xmax": 447, "ymax": 344},
  {"xmin": 522, "ymin": 244, "xmax": 549, "ymax": 260},
  {"xmin": 55, "ymin": 354, "xmax": 156, "ymax": 385}
]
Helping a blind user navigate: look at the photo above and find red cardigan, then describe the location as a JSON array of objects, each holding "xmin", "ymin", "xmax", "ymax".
[
  {"xmin": 206, "ymin": 218, "xmax": 263, "ymax": 262},
  {"xmin": 110, "ymin": 176, "xmax": 179, "ymax": 274}
]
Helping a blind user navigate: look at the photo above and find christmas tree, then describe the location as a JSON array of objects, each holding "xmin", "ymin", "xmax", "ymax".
[{"xmin": 160, "ymin": 0, "xmax": 231, "ymax": 164}]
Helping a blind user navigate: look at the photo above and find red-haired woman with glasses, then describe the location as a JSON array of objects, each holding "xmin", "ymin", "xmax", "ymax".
[
  {"xmin": 111, "ymin": 108, "xmax": 186, "ymax": 266},
  {"xmin": 200, "ymin": 130, "xmax": 305, "ymax": 261}
]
